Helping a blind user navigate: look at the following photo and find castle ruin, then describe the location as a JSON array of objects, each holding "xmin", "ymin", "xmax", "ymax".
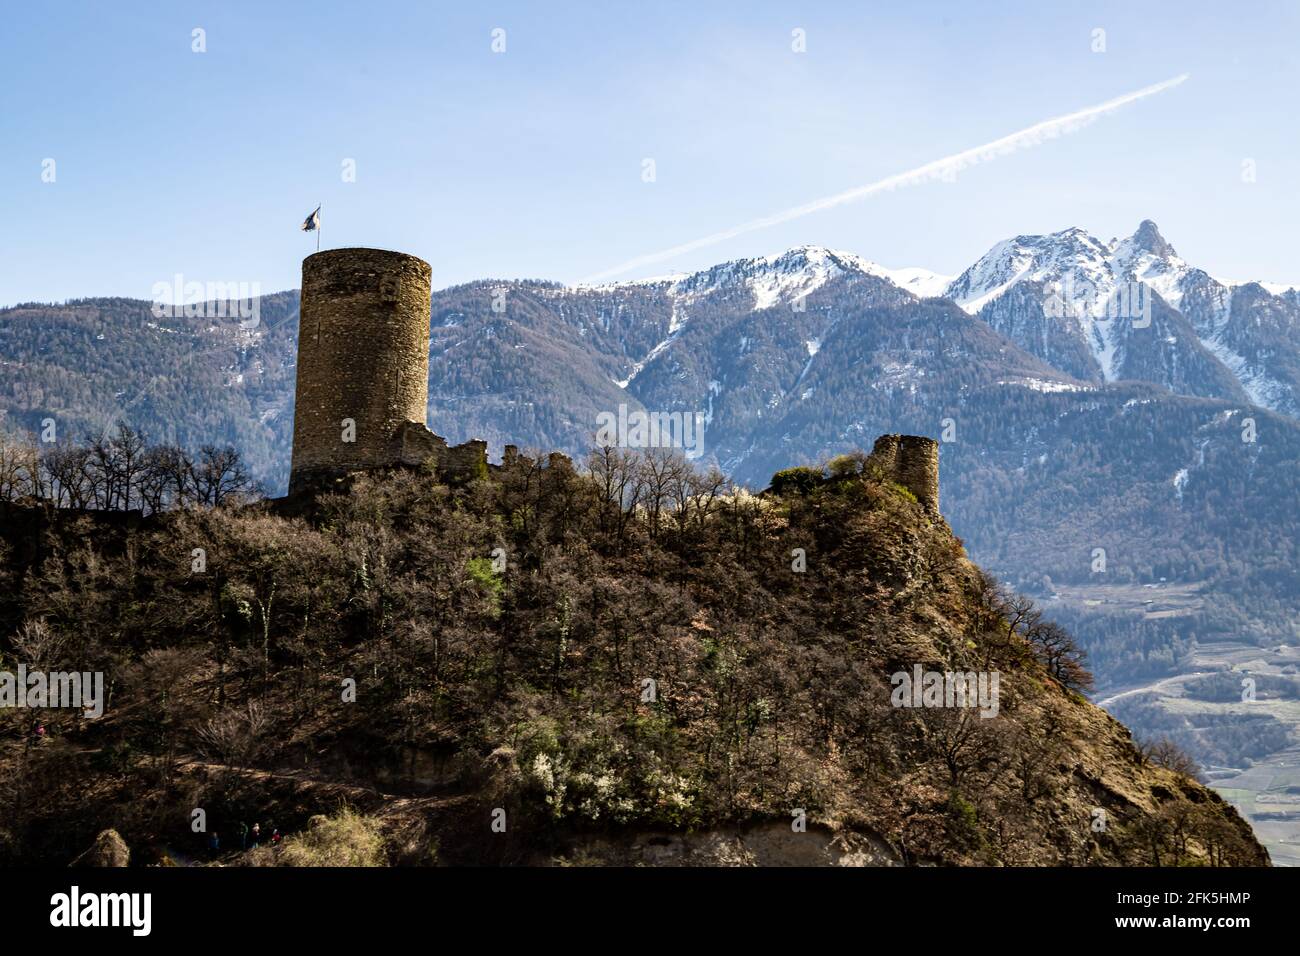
[
  {"xmin": 288, "ymin": 249, "xmax": 940, "ymax": 512},
  {"xmin": 289, "ymin": 248, "xmax": 486, "ymax": 493},
  {"xmin": 869, "ymin": 434, "xmax": 940, "ymax": 513}
]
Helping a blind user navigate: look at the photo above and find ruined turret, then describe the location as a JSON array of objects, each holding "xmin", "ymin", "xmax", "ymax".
[
  {"xmin": 288, "ymin": 247, "xmax": 486, "ymax": 492},
  {"xmin": 871, "ymin": 434, "xmax": 940, "ymax": 513},
  {"xmin": 289, "ymin": 248, "xmax": 433, "ymax": 492}
]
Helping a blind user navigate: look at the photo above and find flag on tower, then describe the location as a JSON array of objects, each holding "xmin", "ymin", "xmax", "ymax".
[{"xmin": 301, "ymin": 206, "xmax": 321, "ymax": 232}]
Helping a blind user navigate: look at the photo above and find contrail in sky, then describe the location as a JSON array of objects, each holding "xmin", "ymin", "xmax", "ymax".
[{"xmin": 577, "ymin": 73, "xmax": 1190, "ymax": 285}]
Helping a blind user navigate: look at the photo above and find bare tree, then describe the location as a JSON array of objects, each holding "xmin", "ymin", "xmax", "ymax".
[
  {"xmin": 190, "ymin": 445, "xmax": 255, "ymax": 506},
  {"xmin": 86, "ymin": 430, "xmax": 120, "ymax": 509},
  {"xmin": 1138, "ymin": 736, "xmax": 1202, "ymax": 781},
  {"xmin": 0, "ymin": 430, "xmax": 38, "ymax": 501},
  {"xmin": 586, "ymin": 444, "xmax": 632, "ymax": 534},
  {"xmin": 196, "ymin": 701, "xmax": 272, "ymax": 769},
  {"xmin": 10, "ymin": 618, "xmax": 67, "ymax": 670},
  {"xmin": 638, "ymin": 447, "xmax": 688, "ymax": 539},
  {"xmin": 139, "ymin": 444, "xmax": 194, "ymax": 514},
  {"xmin": 109, "ymin": 422, "xmax": 149, "ymax": 510},
  {"xmin": 39, "ymin": 442, "xmax": 91, "ymax": 508},
  {"xmin": 1025, "ymin": 619, "xmax": 1094, "ymax": 692}
]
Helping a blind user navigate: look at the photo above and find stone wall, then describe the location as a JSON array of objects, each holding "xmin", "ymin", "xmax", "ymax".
[
  {"xmin": 869, "ymin": 434, "xmax": 900, "ymax": 478},
  {"xmin": 870, "ymin": 434, "xmax": 940, "ymax": 513},
  {"xmin": 289, "ymin": 248, "xmax": 433, "ymax": 493},
  {"xmin": 896, "ymin": 435, "xmax": 939, "ymax": 513}
]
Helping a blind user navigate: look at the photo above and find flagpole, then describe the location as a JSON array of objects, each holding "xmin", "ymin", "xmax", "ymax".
[{"xmin": 317, "ymin": 202, "xmax": 321, "ymax": 252}]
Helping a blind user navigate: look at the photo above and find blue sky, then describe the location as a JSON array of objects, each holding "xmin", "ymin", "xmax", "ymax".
[{"xmin": 2, "ymin": 0, "xmax": 1297, "ymax": 305}]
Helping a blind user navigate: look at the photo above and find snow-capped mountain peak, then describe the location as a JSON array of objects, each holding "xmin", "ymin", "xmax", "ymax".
[
  {"xmin": 942, "ymin": 220, "xmax": 1300, "ymax": 413},
  {"xmin": 1110, "ymin": 220, "xmax": 1195, "ymax": 311},
  {"xmin": 592, "ymin": 244, "xmax": 948, "ymax": 312},
  {"xmin": 584, "ymin": 223, "xmax": 1300, "ymax": 416},
  {"xmin": 657, "ymin": 245, "xmax": 882, "ymax": 310},
  {"xmin": 1126, "ymin": 219, "xmax": 1178, "ymax": 259},
  {"xmin": 944, "ymin": 226, "xmax": 1116, "ymax": 315}
]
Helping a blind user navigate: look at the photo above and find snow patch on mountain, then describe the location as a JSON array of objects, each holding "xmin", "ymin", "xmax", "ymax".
[
  {"xmin": 879, "ymin": 266, "xmax": 953, "ymax": 298},
  {"xmin": 1199, "ymin": 334, "xmax": 1289, "ymax": 410},
  {"xmin": 1111, "ymin": 225, "xmax": 1194, "ymax": 312},
  {"xmin": 1221, "ymin": 278, "xmax": 1300, "ymax": 296},
  {"xmin": 602, "ymin": 245, "xmax": 937, "ymax": 389},
  {"xmin": 997, "ymin": 377, "xmax": 1095, "ymax": 394},
  {"xmin": 676, "ymin": 245, "xmax": 908, "ymax": 311},
  {"xmin": 615, "ymin": 330, "xmax": 679, "ymax": 388},
  {"xmin": 1172, "ymin": 467, "xmax": 1189, "ymax": 500}
]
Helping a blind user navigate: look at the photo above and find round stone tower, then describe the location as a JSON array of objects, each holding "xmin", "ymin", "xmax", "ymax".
[
  {"xmin": 870, "ymin": 433, "xmax": 940, "ymax": 513},
  {"xmin": 289, "ymin": 248, "xmax": 433, "ymax": 493},
  {"xmin": 895, "ymin": 435, "xmax": 939, "ymax": 513}
]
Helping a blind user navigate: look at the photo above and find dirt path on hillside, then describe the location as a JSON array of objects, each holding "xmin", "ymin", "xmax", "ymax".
[{"xmin": 1095, "ymin": 671, "xmax": 1211, "ymax": 708}]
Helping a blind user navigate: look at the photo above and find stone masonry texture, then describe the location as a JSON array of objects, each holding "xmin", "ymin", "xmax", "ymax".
[
  {"xmin": 871, "ymin": 434, "xmax": 940, "ymax": 513},
  {"xmin": 290, "ymin": 248, "xmax": 433, "ymax": 493}
]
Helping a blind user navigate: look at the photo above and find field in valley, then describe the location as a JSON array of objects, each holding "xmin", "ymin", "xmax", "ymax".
[{"xmin": 1052, "ymin": 585, "xmax": 1300, "ymax": 866}]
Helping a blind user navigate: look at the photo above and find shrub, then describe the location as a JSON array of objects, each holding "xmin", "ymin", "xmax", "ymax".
[
  {"xmin": 275, "ymin": 808, "xmax": 387, "ymax": 867},
  {"xmin": 889, "ymin": 482, "xmax": 918, "ymax": 505},
  {"xmin": 826, "ymin": 454, "xmax": 860, "ymax": 479},
  {"xmin": 770, "ymin": 466, "xmax": 824, "ymax": 496},
  {"xmin": 466, "ymin": 556, "xmax": 505, "ymax": 614}
]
